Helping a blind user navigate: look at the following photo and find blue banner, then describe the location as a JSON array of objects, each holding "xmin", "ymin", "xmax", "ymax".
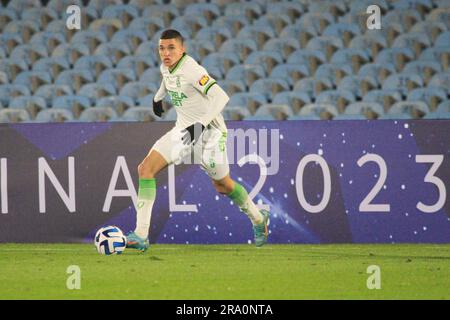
[{"xmin": 0, "ymin": 120, "xmax": 449, "ymax": 243}]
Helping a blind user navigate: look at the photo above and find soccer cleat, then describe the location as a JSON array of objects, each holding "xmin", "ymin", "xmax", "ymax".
[
  {"xmin": 125, "ymin": 231, "xmax": 149, "ymax": 252},
  {"xmin": 253, "ymin": 209, "xmax": 270, "ymax": 247}
]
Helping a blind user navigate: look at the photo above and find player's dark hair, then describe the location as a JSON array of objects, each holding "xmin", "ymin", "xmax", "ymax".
[{"xmin": 160, "ymin": 29, "xmax": 184, "ymax": 44}]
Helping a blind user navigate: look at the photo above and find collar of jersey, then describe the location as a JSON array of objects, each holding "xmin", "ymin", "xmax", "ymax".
[{"xmin": 169, "ymin": 53, "xmax": 187, "ymax": 74}]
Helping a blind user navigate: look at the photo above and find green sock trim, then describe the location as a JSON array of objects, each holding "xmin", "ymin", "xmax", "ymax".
[
  {"xmin": 138, "ymin": 178, "xmax": 156, "ymax": 200},
  {"xmin": 227, "ymin": 182, "xmax": 248, "ymax": 207}
]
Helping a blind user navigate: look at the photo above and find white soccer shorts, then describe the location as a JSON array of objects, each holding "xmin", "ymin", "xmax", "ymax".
[{"xmin": 151, "ymin": 124, "xmax": 230, "ymax": 181}]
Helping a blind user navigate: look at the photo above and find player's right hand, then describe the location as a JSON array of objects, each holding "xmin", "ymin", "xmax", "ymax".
[{"xmin": 153, "ymin": 99, "xmax": 164, "ymax": 117}]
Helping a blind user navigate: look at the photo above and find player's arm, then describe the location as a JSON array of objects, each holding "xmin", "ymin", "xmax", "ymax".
[
  {"xmin": 153, "ymin": 81, "xmax": 167, "ymax": 117},
  {"xmin": 199, "ymin": 83, "xmax": 229, "ymax": 126},
  {"xmin": 191, "ymin": 70, "xmax": 229, "ymax": 126}
]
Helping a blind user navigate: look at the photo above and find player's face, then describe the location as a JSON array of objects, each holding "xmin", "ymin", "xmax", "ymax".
[{"xmin": 158, "ymin": 38, "xmax": 185, "ymax": 69}]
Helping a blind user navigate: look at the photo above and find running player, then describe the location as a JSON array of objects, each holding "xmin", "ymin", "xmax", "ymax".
[{"xmin": 126, "ymin": 29, "xmax": 269, "ymax": 252}]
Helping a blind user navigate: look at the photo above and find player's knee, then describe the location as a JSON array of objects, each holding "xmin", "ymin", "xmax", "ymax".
[{"xmin": 138, "ymin": 162, "xmax": 155, "ymax": 179}]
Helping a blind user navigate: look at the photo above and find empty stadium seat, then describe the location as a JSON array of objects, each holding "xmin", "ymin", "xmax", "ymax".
[
  {"xmin": 94, "ymin": 42, "xmax": 132, "ymax": 65},
  {"xmin": 254, "ymin": 13, "xmax": 292, "ymax": 35},
  {"xmin": 315, "ymin": 63, "xmax": 353, "ymax": 88},
  {"xmin": 266, "ymin": 1, "xmax": 304, "ymax": 23},
  {"xmin": 0, "ymin": 32, "xmax": 23, "ymax": 57},
  {"xmin": 293, "ymin": 77, "xmax": 334, "ymax": 99},
  {"xmin": 392, "ymin": 32, "xmax": 432, "ymax": 58},
  {"xmin": 33, "ymin": 56, "xmax": 71, "ymax": 81},
  {"xmin": 53, "ymin": 42, "xmax": 90, "ymax": 66},
  {"xmin": 119, "ymin": 82, "xmax": 159, "ymax": 104},
  {"xmin": 349, "ymin": 34, "xmax": 387, "ymax": 59},
  {"xmin": 382, "ymin": 73, "xmax": 424, "ymax": 97},
  {"xmin": 363, "ymin": 89, "xmax": 403, "ymax": 113},
  {"xmin": 226, "ymin": 64, "xmax": 266, "ymax": 89},
  {"xmin": 358, "ymin": 63, "xmax": 397, "ymax": 85},
  {"xmin": 287, "ymin": 49, "xmax": 327, "ymax": 74},
  {"xmin": 79, "ymin": 106, "xmax": 118, "ymax": 122},
  {"xmin": 29, "ymin": 31, "xmax": 66, "ymax": 53},
  {"xmin": 376, "ymin": 47, "xmax": 416, "ymax": 72},
  {"xmin": 121, "ymin": 106, "xmax": 156, "ymax": 122},
  {"xmin": 98, "ymin": 95, "xmax": 136, "ymax": 117},
  {"xmin": 78, "ymin": 83, "xmax": 116, "ymax": 104},
  {"xmin": 195, "ymin": 27, "xmax": 233, "ymax": 53},
  {"xmin": 55, "ymin": 69, "xmax": 95, "ymax": 93},
  {"xmin": 344, "ymin": 102, "xmax": 385, "ymax": 119},
  {"xmin": 299, "ymin": 103, "xmax": 339, "ymax": 120},
  {"xmin": 89, "ymin": 18, "xmax": 124, "ymax": 41},
  {"xmin": 52, "ymin": 95, "xmax": 91, "ymax": 118},
  {"xmin": 129, "ymin": 16, "xmax": 165, "ymax": 40},
  {"xmin": 184, "ymin": 3, "xmax": 221, "ymax": 25},
  {"xmin": 317, "ymin": 89, "xmax": 356, "ymax": 113},
  {"xmin": 11, "ymin": 43, "xmax": 49, "ymax": 67},
  {"xmin": 263, "ymin": 38, "xmax": 300, "ymax": 61},
  {"xmin": 170, "ymin": 15, "xmax": 208, "ymax": 39},
  {"xmin": 97, "ymin": 68, "xmax": 137, "ymax": 91},
  {"xmin": 74, "ymin": 55, "xmax": 114, "ymax": 80},
  {"xmin": 331, "ymin": 48, "xmax": 370, "ymax": 73},
  {"xmin": 338, "ymin": 75, "xmax": 378, "ymax": 99},
  {"xmin": 9, "ymin": 95, "xmax": 47, "ymax": 119},
  {"xmin": 272, "ymin": 91, "xmax": 312, "ymax": 114},
  {"xmin": 237, "ymin": 25, "xmax": 276, "ymax": 50},
  {"xmin": 307, "ymin": 36, "xmax": 344, "ymax": 62},
  {"xmin": 13, "ymin": 70, "xmax": 52, "ymax": 94},
  {"xmin": 35, "ymin": 108, "xmax": 74, "ymax": 123},
  {"xmin": 203, "ymin": 52, "xmax": 241, "ymax": 79},
  {"xmin": 0, "ymin": 58, "xmax": 29, "ymax": 82},
  {"xmin": 249, "ymin": 78, "xmax": 290, "ymax": 102},
  {"xmin": 35, "ymin": 84, "xmax": 73, "ymax": 107},
  {"xmin": 428, "ymin": 72, "xmax": 450, "ymax": 94},
  {"xmin": 323, "ymin": 23, "xmax": 361, "ymax": 47},
  {"xmin": 244, "ymin": 50, "xmax": 284, "ymax": 74},
  {"xmin": 224, "ymin": 2, "xmax": 263, "ymax": 24},
  {"xmin": 270, "ymin": 64, "xmax": 310, "ymax": 87},
  {"xmin": 222, "ymin": 106, "xmax": 251, "ymax": 121},
  {"xmin": 0, "ymin": 108, "xmax": 31, "ymax": 123},
  {"xmin": 228, "ymin": 92, "xmax": 269, "ymax": 114},
  {"xmin": 71, "ymin": 30, "xmax": 109, "ymax": 55},
  {"xmin": 184, "ymin": 39, "xmax": 215, "ymax": 63},
  {"xmin": 0, "ymin": 84, "xmax": 31, "ymax": 107},
  {"xmin": 102, "ymin": 4, "xmax": 140, "ymax": 28},
  {"xmin": 212, "ymin": 14, "xmax": 250, "ymax": 37},
  {"xmin": 387, "ymin": 100, "xmax": 430, "ymax": 119},
  {"xmin": 407, "ymin": 87, "xmax": 447, "ymax": 111},
  {"xmin": 254, "ymin": 103, "xmax": 293, "ymax": 120},
  {"xmin": 219, "ymin": 38, "xmax": 258, "ymax": 63}
]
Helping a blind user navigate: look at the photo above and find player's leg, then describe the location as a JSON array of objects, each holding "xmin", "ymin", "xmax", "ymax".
[
  {"xmin": 211, "ymin": 175, "xmax": 270, "ymax": 247},
  {"xmin": 127, "ymin": 149, "xmax": 168, "ymax": 251}
]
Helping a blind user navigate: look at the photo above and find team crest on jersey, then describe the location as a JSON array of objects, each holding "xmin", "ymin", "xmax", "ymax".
[{"xmin": 199, "ymin": 75, "xmax": 210, "ymax": 86}]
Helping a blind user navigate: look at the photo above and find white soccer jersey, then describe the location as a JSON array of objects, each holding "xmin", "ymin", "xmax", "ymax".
[{"xmin": 156, "ymin": 53, "xmax": 227, "ymax": 132}]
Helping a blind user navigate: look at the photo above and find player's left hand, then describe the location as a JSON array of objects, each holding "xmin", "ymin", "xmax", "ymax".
[{"xmin": 181, "ymin": 122, "xmax": 205, "ymax": 146}]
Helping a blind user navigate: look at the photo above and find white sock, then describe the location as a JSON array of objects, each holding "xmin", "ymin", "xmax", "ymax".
[
  {"xmin": 227, "ymin": 182, "xmax": 263, "ymax": 225},
  {"xmin": 134, "ymin": 178, "xmax": 156, "ymax": 239}
]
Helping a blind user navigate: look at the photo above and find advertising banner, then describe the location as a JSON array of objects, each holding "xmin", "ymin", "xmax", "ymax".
[{"xmin": 0, "ymin": 120, "xmax": 449, "ymax": 244}]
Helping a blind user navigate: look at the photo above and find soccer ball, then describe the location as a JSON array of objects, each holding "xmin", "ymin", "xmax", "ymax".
[{"xmin": 94, "ymin": 225, "xmax": 127, "ymax": 255}]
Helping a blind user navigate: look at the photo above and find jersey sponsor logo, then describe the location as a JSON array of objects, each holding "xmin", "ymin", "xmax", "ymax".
[
  {"xmin": 168, "ymin": 90, "xmax": 188, "ymax": 107},
  {"xmin": 198, "ymin": 75, "xmax": 210, "ymax": 86}
]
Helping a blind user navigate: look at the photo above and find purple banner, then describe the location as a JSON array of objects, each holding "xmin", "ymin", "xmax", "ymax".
[{"xmin": 0, "ymin": 120, "xmax": 449, "ymax": 244}]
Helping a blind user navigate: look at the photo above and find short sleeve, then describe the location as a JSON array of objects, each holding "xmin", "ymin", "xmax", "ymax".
[{"xmin": 189, "ymin": 64, "xmax": 217, "ymax": 96}]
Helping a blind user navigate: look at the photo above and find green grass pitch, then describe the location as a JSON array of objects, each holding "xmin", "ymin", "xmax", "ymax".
[{"xmin": 0, "ymin": 244, "xmax": 449, "ymax": 300}]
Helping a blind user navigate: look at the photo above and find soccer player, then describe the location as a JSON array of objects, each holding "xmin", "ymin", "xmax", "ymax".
[{"xmin": 126, "ymin": 29, "xmax": 269, "ymax": 252}]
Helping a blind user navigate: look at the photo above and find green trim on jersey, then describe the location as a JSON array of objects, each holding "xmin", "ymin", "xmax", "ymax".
[
  {"xmin": 204, "ymin": 81, "xmax": 217, "ymax": 95},
  {"xmin": 169, "ymin": 53, "xmax": 187, "ymax": 74}
]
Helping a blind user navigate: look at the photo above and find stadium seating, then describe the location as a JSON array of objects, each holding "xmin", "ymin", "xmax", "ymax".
[{"xmin": 0, "ymin": 0, "xmax": 448, "ymax": 123}]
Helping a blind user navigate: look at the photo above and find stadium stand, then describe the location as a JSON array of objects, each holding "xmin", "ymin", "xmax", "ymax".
[{"xmin": 0, "ymin": 0, "xmax": 448, "ymax": 123}]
